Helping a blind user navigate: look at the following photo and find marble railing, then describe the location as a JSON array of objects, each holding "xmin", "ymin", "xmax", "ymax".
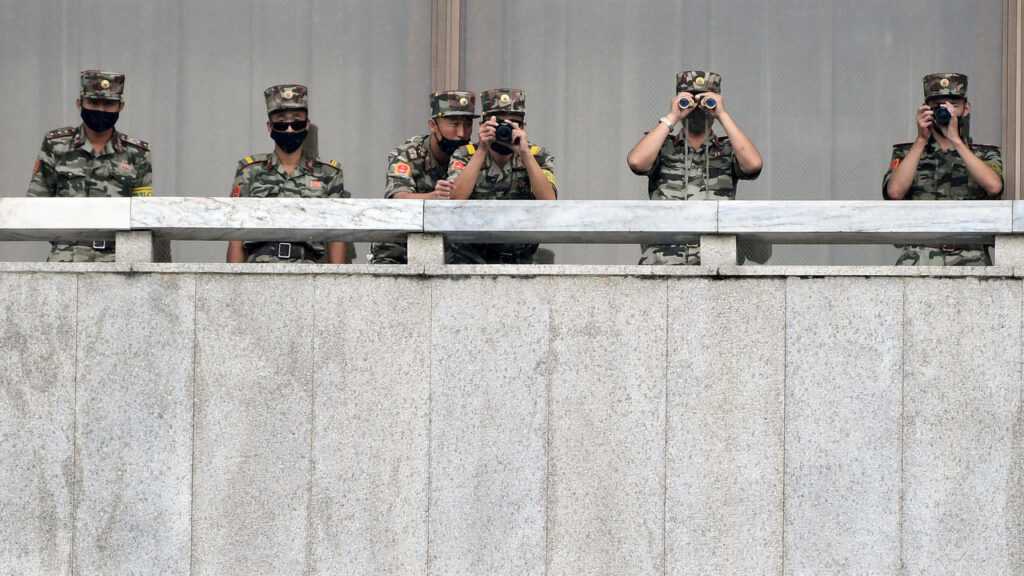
[{"xmin": 2, "ymin": 197, "xmax": 1023, "ymax": 265}]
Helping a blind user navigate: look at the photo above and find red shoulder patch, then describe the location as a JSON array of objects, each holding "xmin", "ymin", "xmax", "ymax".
[
  {"xmin": 452, "ymin": 161, "xmax": 466, "ymax": 171},
  {"xmin": 32, "ymin": 159, "xmax": 39, "ymax": 177},
  {"xmin": 231, "ymin": 184, "xmax": 241, "ymax": 197},
  {"xmin": 889, "ymin": 158, "xmax": 900, "ymax": 171}
]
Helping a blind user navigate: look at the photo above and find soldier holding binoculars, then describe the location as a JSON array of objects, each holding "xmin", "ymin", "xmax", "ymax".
[{"xmin": 627, "ymin": 70, "xmax": 762, "ymax": 265}]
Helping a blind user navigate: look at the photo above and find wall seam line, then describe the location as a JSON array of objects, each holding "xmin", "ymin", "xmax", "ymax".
[
  {"xmin": 305, "ymin": 276, "xmax": 318, "ymax": 576},
  {"xmin": 899, "ymin": 277, "xmax": 907, "ymax": 574},
  {"xmin": 780, "ymin": 277, "xmax": 788, "ymax": 576},
  {"xmin": 662, "ymin": 278, "xmax": 669, "ymax": 576},
  {"xmin": 70, "ymin": 273, "xmax": 79, "ymax": 575},
  {"xmin": 189, "ymin": 275, "xmax": 198, "ymax": 576},
  {"xmin": 425, "ymin": 278, "xmax": 434, "ymax": 574}
]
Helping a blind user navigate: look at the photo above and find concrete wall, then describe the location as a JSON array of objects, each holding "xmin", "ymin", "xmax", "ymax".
[{"xmin": 2, "ymin": 266, "xmax": 1023, "ymax": 575}]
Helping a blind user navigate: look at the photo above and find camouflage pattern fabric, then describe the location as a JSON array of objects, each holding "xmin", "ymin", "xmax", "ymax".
[
  {"xmin": 633, "ymin": 130, "xmax": 760, "ymax": 265},
  {"xmin": 431, "ymin": 90, "xmax": 478, "ymax": 118},
  {"xmin": 882, "ymin": 139, "xmax": 1002, "ymax": 266},
  {"xmin": 231, "ymin": 151, "xmax": 347, "ymax": 263},
  {"xmin": 882, "ymin": 141, "xmax": 1002, "ymax": 200},
  {"xmin": 264, "ymin": 84, "xmax": 309, "ymax": 114},
  {"xmin": 369, "ymin": 134, "xmax": 451, "ymax": 264},
  {"xmin": 675, "ymin": 70, "xmax": 721, "ymax": 95},
  {"xmin": 923, "ymin": 73, "xmax": 967, "ymax": 100},
  {"xmin": 445, "ymin": 143, "xmax": 556, "ymax": 264},
  {"xmin": 80, "ymin": 70, "xmax": 124, "ymax": 100},
  {"xmin": 896, "ymin": 246, "xmax": 990, "ymax": 267},
  {"xmin": 480, "ymin": 88, "xmax": 526, "ymax": 116},
  {"xmin": 27, "ymin": 124, "xmax": 152, "ymax": 262}
]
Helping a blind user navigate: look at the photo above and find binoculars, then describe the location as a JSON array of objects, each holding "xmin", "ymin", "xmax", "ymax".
[
  {"xmin": 931, "ymin": 105, "xmax": 952, "ymax": 126},
  {"xmin": 678, "ymin": 95, "xmax": 717, "ymax": 110}
]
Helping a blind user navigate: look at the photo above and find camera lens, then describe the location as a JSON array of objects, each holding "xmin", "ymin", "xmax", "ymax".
[
  {"xmin": 932, "ymin": 106, "xmax": 951, "ymax": 126},
  {"xmin": 495, "ymin": 123, "xmax": 513, "ymax": 143}
]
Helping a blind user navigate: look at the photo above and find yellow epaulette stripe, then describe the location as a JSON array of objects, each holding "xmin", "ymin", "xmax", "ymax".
[
  {"xmin": 131, "ymin": 186, "xmax": 153, "ymax": 197},
  {"xmin": 530, "ymin": 145, "xmax": 539, "ymax": 155},
  {"xmin": 466, "ymin": 144, "xmax": 476, "ymax": 155}
]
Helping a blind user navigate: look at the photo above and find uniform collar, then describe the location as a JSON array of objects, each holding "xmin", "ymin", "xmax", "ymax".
[
  {"xmin": 74, "ymin": 124, "xmax": 122, "ymax": 154},
  {"xmin": 269, "ymin": 150, "xmax": 313, "ymax": 176},
  {"xmin": 674, "ymin": 129, "xmax": 721, "ymax": 150}
]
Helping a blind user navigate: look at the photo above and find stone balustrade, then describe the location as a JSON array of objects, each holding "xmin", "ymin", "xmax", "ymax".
[{"xmin": 4, "ymin": 197, "xmax": 1024, "ymax": 266}]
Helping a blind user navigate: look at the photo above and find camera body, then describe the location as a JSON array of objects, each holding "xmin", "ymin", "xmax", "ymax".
[
  {"xmin": 494, "ymin": 118, "xmax": 519, "ymax": 144},
  {"xmin": 931, "ymin": 105, "xmax": 952, "ymax": 126}
]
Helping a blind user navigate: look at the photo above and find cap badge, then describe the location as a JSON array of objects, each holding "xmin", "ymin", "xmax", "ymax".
[
  {"xmin": 459, "ymin": 97, "xmax": 468, "ymax": 106},
  {"xmin": 500, "ymin": 93, "xmax": 511, "ymax": 104},
  {"xmin": 695, "ymin": 76, "xmax": 706, "ymax": 87},
  {"xmin": 283, "ymin": 89, "xmax": 294, "ymax": 99},
  {"xmin": 100, "ymin": 79, "xmax": 110, "ymax": 89},
  {"xmin": 940, "ymin": 78, "xmax": 950, "ymax": 88}
]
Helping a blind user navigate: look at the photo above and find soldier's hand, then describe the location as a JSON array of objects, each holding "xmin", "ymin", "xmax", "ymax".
[
  {"xmin": 699, "ymin": 92, "xmax": 724, "ymax": 117},
  {"xmin": 508, "ymin": 120, "xmax": 531, "ymax": 158},
  {"xmin": 433, "ymin": 179, "xmax": 454, "ymax": 199},
  {"xmin": 916, "ymin": 104, "xmax": 933, "ymax": 142},
  {"xmin": 477, "ymin": 116, "xmax": 498, "ymax": 151},
  {"xmin": 936, "ymin": 102, "xmax": 961, "ymax": 143},
  {"xmin": 669, "ymin": 92, "xmax": 694, "ymax": 124}
]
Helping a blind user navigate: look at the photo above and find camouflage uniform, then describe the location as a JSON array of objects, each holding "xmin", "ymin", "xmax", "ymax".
[
  {"xmin": 369, "ymin": 91, "xmax": 478, "ymax": 264},
  {"xmin": 633, "ymin": 71, "xmax": 760, "ymax": 265},
  {"xmin": 446, "ymin": 89, "xmax": 557, "ymax": 264},
  {"xmin": 232, "ymin": 84, "xmax": 348, "ymax": 263},
  {"xmin": 882, "ymin": 73, "xmax": 1003, "ymax": 266},
  {"xmin": 28, "ymin": 70, "xmax": 152, "ymax": 262}
]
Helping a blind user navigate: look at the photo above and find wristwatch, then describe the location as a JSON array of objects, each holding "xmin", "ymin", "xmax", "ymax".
[{"xmin": 659, "ymin": 116, "xmax": 675, "ymax": 129}]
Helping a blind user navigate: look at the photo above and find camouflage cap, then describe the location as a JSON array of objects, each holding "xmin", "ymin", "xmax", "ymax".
[
  {"xmin": 431, "ymin": 90, "xmax": 479, "ymax": 118},
  {"xmin": 480, "ymin": 88, "xmax": 526, "ymax": 116},
  {"xmin": 264, "ymin": 84, "xmax": 309, "ymax": 115},
  {"xmin": 80, "ymin": 70, "xmax": 125, "ymax": 101},
  {"xmin": 923, "ymin": 73, "xmax": 968, "ymax": 100},
  {"xmin": 675, "ymin": 70, "xmax": 721, "ymax": 94}
]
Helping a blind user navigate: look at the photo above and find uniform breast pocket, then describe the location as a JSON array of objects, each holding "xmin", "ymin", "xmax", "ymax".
[
  {"xmin": 248, "ymin": 184, "xmax": 280, "ymax": 198},
  {"xmin": 54, "ymin": 167, "xmax": 86, "ymax": 197},
  {"xmin": 111, "ymin": 166, "xmax": 138, "ymax": 196}
]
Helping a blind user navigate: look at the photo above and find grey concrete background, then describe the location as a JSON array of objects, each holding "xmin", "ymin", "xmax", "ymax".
[{"xmin": 2, "ymin": 268, "xmax": 1023, "ymax": 575}]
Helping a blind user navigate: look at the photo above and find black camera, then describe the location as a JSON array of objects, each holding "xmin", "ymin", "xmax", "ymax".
[
  {"xmin": 931, "ymin": 105, "xmax": 952, "ymax": 126},
  {"xmin": 494, "ymin": 118, "xmax": 519, "ymax": 144}
]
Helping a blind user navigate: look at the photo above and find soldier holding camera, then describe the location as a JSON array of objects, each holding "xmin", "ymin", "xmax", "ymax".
[
  {"xmin": 627, "ymin": 70, "xmax": 762, "ymax": 265},
  {"xmin": 446, "ymin": 88, "xmax": 557, "ymax": 264},
  {"xmin": 883, "ymin": 72, "xmax": 1003, "ymax": 266}
]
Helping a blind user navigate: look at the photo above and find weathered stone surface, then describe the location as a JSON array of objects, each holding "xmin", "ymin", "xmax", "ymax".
[
  {"xmin": 902, "ymin": 278, "xmax": 1023, "ymax": 575},
  {"xmin": 192, "ymin": 274, "xmax": 315, "ymax": 575},
  {"xmin": 428, "ymin": 277, "xmax": 550, "ymax": 575},
  {"xmin": 547, "ymin": 277, "xmax": 667, "ymax": 575},
  {"xmin": 74, "ymin": 274, "xmax": 194, "ymax": 575},
  {"xmin": 784, "ymin": 277, "xmax": 903, "ymax": 574},
  {"xmin": 667, "ymin": 278, "xmax": 785, "ymax": 574},
  {"xmin": 0, "ymin": 273, "xmax": 76, "ymax": 576},
  {"xmin": 310, "ymin": 276, "xmax": 430, "ymax": 574}
]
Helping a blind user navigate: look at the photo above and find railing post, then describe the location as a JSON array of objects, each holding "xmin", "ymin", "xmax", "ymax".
[
  {"xmin": 994, "ymin": 235, "xmax": 1024, "ymax": 266},
  {"xmin": 115, "ymin": 231, "xmax": 154, "ymax": 263},
  {"xmin": 700, "ymin": 234, "xmax": 737, "ymax": 266},
  {"xmin": 407, "ymin": 233, "xmax": 445, "ymax": 268}
]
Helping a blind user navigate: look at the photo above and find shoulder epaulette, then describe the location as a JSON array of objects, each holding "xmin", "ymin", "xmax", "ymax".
[
  {"xmin": 466, "ymin": 143, "xmax": 476, "ymax": 155},
  {"xmin": 118, "ymin": 134, "xmax": 150, "ymax": 151},
  {"xmin": 973, "ymin": 143, "xmax": 1000, "ymax": 149},
  {"xmin": 238, "ymin": 153, "xmax": 271, "ymax": 168},
  {"xmin": 45, "ymin": 126, "xmax": 77, "ymax": 140},
  {"xmin": 314, "ymin": 159, "xmax": 342, "ymax": 172},
  {"xmin": 530, "ymin": 145, "xmax": 541, "ymax": 156},
  {"xmin": 892, "ymin": 142, "xmax": 913, "ymax": 148}
]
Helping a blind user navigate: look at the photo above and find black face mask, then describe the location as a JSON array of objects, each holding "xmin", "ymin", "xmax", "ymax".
[
  {"xmin": 271, "ymin": 129, "xmax": 308, "ymax": 153},
  {"xmin": 491, "ymin": 142, "xmax": 514, "ymax": 156},
  {"xmin": 436, "ymin": 133, "xmax": 470, "ymax": 155},
  {"xmin": 81, "ymin": 108, "xmax": 119, "ymax": 132},
  {"xmin": 686, "ymin": 109, "xmax": 712, "ymax": 135}
]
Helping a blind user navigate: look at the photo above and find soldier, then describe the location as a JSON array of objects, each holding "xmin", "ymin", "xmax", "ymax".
[
  {"xmin": 883, "ymin": 73, "xmax": 1003, "ymax": 266},
  {"xmin": 28, "ymin": 69, "xmax": 152, "ymax": 262},
  {"xmin": 368, "ymin": 90, "xmax": 478, "ymax": 264},
  {"xmin": 446, "ymin": 88, "xmax": 557, "ymax": 264},
  {"xmin": 226, "ymin": 84, "xmax": 349, "ymax": 264},
  {"xmin": 626, "ymin": 70, "xmax": 763, "ymax": 265}
]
